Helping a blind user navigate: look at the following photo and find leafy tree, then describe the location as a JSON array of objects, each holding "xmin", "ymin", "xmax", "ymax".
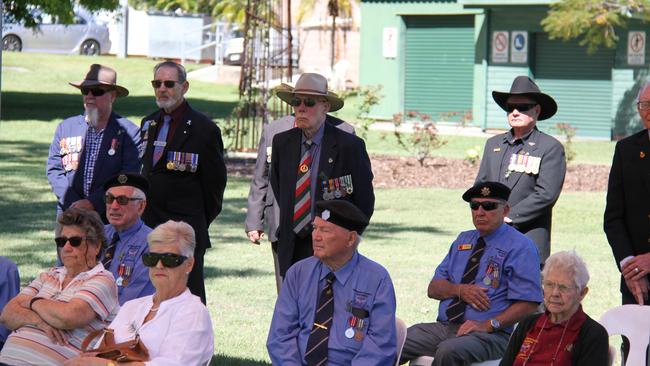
[
  {"xmin": 541, "ymin": 0, "xmax": 650, "ymax": 53},
  {"xmin": 129, "ymin": 0, "xmax": 246, "ymax": 23},
  {"xmin": 2, "ymin": 0, "xmax": 119, "ymax": 27}
]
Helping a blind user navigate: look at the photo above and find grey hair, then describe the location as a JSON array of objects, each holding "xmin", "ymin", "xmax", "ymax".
[
  {"xmin": 147, "ymin": 220, "xmax": 195, "ymax": 258},
  {"xmin": 353, "ymin": 234, "xmax": 363, "ymax": 248},
  {"xmin": 154, "ymin": 61, "xmax": 187, "ymax": 84},
  {"xmin": 637, "ymin": 81, "xmax": 650, "ymax": 102},
  {"xmin": 131, "ymin": 187, "xmax": 146, "ymax": 201},
  {"xmin": 542, "ymin": 250, "xmax": 590, "ymax": 290}
]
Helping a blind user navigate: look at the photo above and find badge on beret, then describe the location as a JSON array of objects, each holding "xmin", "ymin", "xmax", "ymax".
[
  {"xmin": 322, "ymin": 210, "xmax": 330, "ymax": 221},
  {"xmin": 118, "ymin": 174, "xmax": 128, "ymax": 184},
  {"xmin": 481, "ymin": 187, "xmax": 491, "ymax": 197}
]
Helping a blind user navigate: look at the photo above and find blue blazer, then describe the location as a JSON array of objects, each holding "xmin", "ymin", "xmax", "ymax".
[{"xmin": 46, "ymin": 112, "xmax": 141, "ymax": 219}]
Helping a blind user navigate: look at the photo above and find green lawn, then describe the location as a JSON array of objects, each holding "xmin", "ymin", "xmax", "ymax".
[{"xmin": 0, "ymin": 52, "xmax": 623, "ymax": 365}]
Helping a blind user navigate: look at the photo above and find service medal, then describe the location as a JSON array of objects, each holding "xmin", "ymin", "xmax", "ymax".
[
  {"xmin": 179, "ymin": 164, "xmax": 186, "ymax": 172},
  {"xmin": 483, "ymin": 276, "xmax": 492, "ymax": 286},
  {"xmin": 345, "ymin": 327, "xmax": 355, "ymax": 339},
  {"xmin": 354, "ymin": 330, "xmax": 364, "ymax": 341},
  {"xmin": 108, "ymin": 148, "xmax": 116, "ymax": 156},
  {"xmin": 166, "ymin": 161, "xmax": 175, "ymax": 170},
  {"xmin": 299, "ymin": 164, "xmax": 309, "ymax": 173},
  {"xmin": 116, "ymin": 277, "xmax": 123, "ymax": 287}
]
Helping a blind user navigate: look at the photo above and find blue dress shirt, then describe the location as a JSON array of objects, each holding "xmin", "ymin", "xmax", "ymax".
[
  {"xmin": 267, "ymin": 252, "xmax": 397, "ymax": 365},
  {"xmin": 434, "ymin": 223, "xmax": 543, "ymax": 331},
  {"xmin": 103, "ymin": 219, "xmax": 154, "ymax": 305}
]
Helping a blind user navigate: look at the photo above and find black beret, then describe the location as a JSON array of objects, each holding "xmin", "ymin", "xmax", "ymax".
[
  {"xmin": 103, "ymin": 173, "xmax": 149, "ymax": 195},
  {"xmin": 315, "ymin": 200, "xmax": 369, "ymax": 235},
  {"xmin": 462, "ymin": 181, "xmax": 510, "ymax": 202}
]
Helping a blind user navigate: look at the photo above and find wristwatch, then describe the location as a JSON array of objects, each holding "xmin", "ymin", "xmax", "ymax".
[{"xmin": 489, "ymin": 318, "xmax": 501, "ymax": 331}]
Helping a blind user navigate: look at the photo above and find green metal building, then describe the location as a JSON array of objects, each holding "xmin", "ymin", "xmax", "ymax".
[{"xmin": 359, "ymin": 0, "xmax": 650, "ymax": 139}]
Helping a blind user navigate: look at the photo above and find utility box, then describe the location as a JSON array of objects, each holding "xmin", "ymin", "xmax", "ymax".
[{"xmin": 147, "ymin": 11, "xmax": 215, "ymax": 62}]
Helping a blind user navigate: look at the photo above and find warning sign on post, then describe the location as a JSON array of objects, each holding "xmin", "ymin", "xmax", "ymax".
[
  {"xmin": 492, "ymin": 31, "xmax": 509, "ymax": 63},
  {"xmin": 628, "ymin": 31, "xmax": 646, "ymax": 65},
  {"xmin": 510, "ymin": 31, "xmax": 528, "ymax": 64},
  {"xmin": 383, "ymin": 27, "xmax": 398, "ymax": 59}
]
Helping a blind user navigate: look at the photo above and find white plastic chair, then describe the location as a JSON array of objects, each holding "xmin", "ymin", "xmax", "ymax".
[
  {"xmin": 599, "ymin": 304, "xmax": 650, "ymax": 366},
  {"xmin": 410, "ymin": 355, "xmax": 500, "ymax": 365},
  {"xmin": 396, "ymin": 318, "xmax": 408, "ymax": 366}
]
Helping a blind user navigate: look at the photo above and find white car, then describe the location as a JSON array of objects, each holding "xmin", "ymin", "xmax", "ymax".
[{"xmin": 2, "ymin": 9, "xmax": 111, "ymax": 56}]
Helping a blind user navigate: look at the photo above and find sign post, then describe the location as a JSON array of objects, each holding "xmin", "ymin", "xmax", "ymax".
[
  {"xmin": 628, "ymin": 31, "xmax": 646, "ymax": 65},
  {"xmin": 510, "ymin": 31, "xmax": 528, "ymax": 64},
  {"xmin": 492, "ymin": 31, "xmax": 509, "ymax": 63}
]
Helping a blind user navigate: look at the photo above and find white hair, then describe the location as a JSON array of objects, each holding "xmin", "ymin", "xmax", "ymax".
[
  {"xmin": 637, "ymin": 81, "xmax": 650, "ymax": 102},
  {"xmin": 147, "ymin": 220, "xmax": 195, "ymax": 258},
  {"xmin": 542, "ymin": 250, "xmax": 590, "ymax": 290},
  {"xmin": 131, "ymin": 187, "xmax": 146, "ymax": 201}
]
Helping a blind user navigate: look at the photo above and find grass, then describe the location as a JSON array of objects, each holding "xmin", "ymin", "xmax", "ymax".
[{"xmin": 0, "ymin": 52, "xmax": 623, "ymax": 364}]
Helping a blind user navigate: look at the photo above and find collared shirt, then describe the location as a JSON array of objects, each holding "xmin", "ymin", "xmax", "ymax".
[
  {"xmin": 83, "ymin": 126, "xmax": 105, "ymax": 196},
  {"xmin": 499, "ymin": 127, "xmax": 537, "ymax": 183},
  {"xmin": 434, "ymin": 224, "xmax": 543, "ymax": 331},
  {"xmin": 0, "ymin": 257, "xmax": 20, "ymax": 344},
  {"xmin": 108, "ymin": 289, "xmax": 214, "ymax": 365},
  {"xmin": 513, "ymin": 306, "xmax": 587, "ymax": 366},
  {"xmin": 0, "ymin": 264, "xmax": 119, "ymax": 365},
  {"xmin": 103, "ymin": 219, "xmax": 155, "ymax": 305},
  {"xmin": 268, "ymin": 252, "xmax": 397, "ymax": 365},
  {"xmin": 157, "ymin": 100, "xmax": 188, "ymax": 143},
  {"xmin": 301, "ymin": 122, "xmax": 325, "ymax": 218}
]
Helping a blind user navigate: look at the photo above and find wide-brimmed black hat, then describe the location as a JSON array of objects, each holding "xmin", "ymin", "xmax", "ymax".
[
  {"xmin": 315, "ymin": 200, "xmax": 369, "ymax": 235},
  {"xmin": 492, "ymin": 76, "xmax": 557, "ymax": 120},
  {"xmin": 462, "ymin": 181, "xmax": 511, "ymax": 202}
]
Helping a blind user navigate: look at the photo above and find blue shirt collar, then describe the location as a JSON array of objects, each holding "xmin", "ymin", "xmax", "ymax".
[
  {"xmin": 482, "ymin": 223, "xmax": 508, "ymax": 242},
  {"xmin": 113, "ymin": 218, "xmax": 144, "ymax": 239},
  {"xmin": 319, "ymin": 251, "xmax": 359, "ymax": 286}
]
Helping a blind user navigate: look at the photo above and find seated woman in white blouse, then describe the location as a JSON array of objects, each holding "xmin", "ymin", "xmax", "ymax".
[{"xmin": 66, "ymin": 220, "xmax": 214, "ymax": 366}]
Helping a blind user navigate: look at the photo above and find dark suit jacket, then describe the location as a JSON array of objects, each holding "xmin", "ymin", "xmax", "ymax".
[
  {"xmin": 604, "ymin": 129, "xmax": 650, "ymax": 299},
  {"xmin": 245, "ymin": 115, "xmax": 354, "ymax": 243},
  {"xmin": 270, "ymin": 121, "xmax": 374, "ymax": 275},
  {"xmin": 140, "ymin": 103, "xmax": 227, "ymax": 250},
  {"xmin": 476, "ymin": 127, "xmax": 566, "ymax": 261},
  {"xmin": 46, "ymin": 112, "xmax": 141, "ymax": 221}
]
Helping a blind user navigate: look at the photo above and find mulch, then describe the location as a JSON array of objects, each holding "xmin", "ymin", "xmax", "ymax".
[{"xmin": 226, "ymin": 155, "xmax": 610, "ymax": 192}]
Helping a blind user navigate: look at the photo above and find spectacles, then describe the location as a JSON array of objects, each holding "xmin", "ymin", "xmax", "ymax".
[
  {"xmin": 637, "ymin": 101, "xmax": 650, "ymax": 110},
  {"xmin": 151, "ymin": 80, "xmax": 180, "ymax": 89},
  {"xmin": 81, "ymin": 88, "xmax": 109, "ymax": 97},
  {"xmin": 142, "ymin": 252, "xmax": 188, "ymax": 268},
  {"xmin": 55, "ymin": 236, "xmax": 87, "ymax": 248},
  {"xmin": 105, "ymin": 194, "xmax": 143, "ymax": 206},
  {"xmin": 543, "ymin": 281, "xmax": 578, "ymax": 294},
  {"xmin": 470, "ymin": 201, "xmax": 502, "ymax": 211},
  {"xmin": 289, "ymin": 97, "xmax": 318, "ymax": 108},
  {"xmin": 505, "ymin": 103, "xmax": 537, "ymax": 113}
]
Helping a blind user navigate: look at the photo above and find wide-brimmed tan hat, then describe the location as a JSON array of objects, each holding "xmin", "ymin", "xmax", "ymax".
[
  {"xmin": 492, "ymin": 76, "xmax": 557, "ymax": 120},
  {"xmin": 276, "ymin": 73, "xmax": 344, "ymax": 112},
  {"xmin": 69, "ymin": 64, "xmax": 129, "ymax": 97}
]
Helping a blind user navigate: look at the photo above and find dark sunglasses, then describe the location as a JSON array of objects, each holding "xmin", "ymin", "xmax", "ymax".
[
  {"xmin": 105, "ymin": 194, "xmax": 143, "ymax": 206},
  {"xmin": 142, "ymin": 252, "xmax": 188, "ymax": 268},
  {"xmin": 470, "ymin": 201, "xmax": 502, "ymax": 211},
  {"xmin": 55, "ymin": 236, "xmax": 87, "ymax": 248},
  {"xmin": 151, "ymin": 80, "xmax": 180, "ymax": 89},
  {"xmin": 289, "ymin": 97, "xmax": 318, "ymax": 108},
  {"xmin": 80, "ymin": 87, "xmax": 109, "ymax": 97},
  {"xmin": 505, "ymin": 103, "xmax": 537, "ymax": 113}
]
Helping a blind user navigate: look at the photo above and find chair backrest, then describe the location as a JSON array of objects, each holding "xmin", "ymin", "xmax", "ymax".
[
  {"xmin": 599, "ymin": 304, "xmax": 650, "ymax": 366},
  {"xmin": 396, "ymin": 317, "xmax": 408, "ymax": 366}
]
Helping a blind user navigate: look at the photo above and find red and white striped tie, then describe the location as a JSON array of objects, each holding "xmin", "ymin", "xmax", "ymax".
[{"xmin": 293, "ymin": 141, "xmax": 313, "ymax": 234}]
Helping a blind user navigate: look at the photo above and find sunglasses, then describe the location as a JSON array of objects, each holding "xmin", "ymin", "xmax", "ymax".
[
  {"xmin": 505, "ymin": 103, "xmax": 537, "ymax": 113},
  {"xmin": 55, "ymin": 236, "xmax": 87, "ymax": 248},
  {"xmin": 289, "ymin": 97, "xmax": 318, "ymax": 108},
  {"xmin": 151, "ymin": 80, "xmax": 180, "ymax": 89},
  {"xmin": 105, "ymin": 194, "xmax": 143, "ymax": 206},
  {"xmin": 469, "ymin": 201, "xmax": 502, "ymax": 211},
  {"xmin": 80, "ymin": 88, "xmax": 109, "ymax": 97},
  {"xmin": 142, "ymin": 252, "xmax": 188, "ymax": 268},
  {"xmin": 637, "ymin": 101, "xmax": 650, "ymax": 111}
]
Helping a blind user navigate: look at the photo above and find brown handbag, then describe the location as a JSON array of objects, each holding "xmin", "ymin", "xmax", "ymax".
[{"xmin": 81, "ymin": 328, "xmax": 150, "ymax": 362}]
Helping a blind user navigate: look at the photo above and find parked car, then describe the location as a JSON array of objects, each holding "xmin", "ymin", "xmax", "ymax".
[
  {"xmin": 223, "ymin": 29, "xmax": 244, "ymax": 65},
  {"xmin": 2, "ymin": 9, "xmax": 111, "ymax": 56}
]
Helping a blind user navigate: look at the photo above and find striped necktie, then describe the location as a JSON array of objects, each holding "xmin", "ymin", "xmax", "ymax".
[
  {"xmin": 445, "ymin": 237, "xmax": 486, "ymax": 323},
  {"xmin": 153, "ymin": 115, "xmax": 171, "ymax": 166},
  {"xmin": 102, "ymin": 232, "xmax": 120, "ymax": 269},
  {"xmin": 293, "ymin": 140, "xmax": 313, "ymax": 235},
  {"xmin": 305, "ymin": 272, "xmax": 335, "ymax": 366}
]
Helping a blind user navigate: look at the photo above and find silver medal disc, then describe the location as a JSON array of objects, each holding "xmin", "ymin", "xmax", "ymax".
[
  {"xmin": 345, "ymin": 327, "xmax": 355, "ymax": 339},
  {"xmin": 108, "ymin": 148, "xmax": 116, "ymax": 156}
]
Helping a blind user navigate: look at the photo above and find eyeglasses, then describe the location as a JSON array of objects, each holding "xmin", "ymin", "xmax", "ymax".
[
  {"xmin": 142, "ymin": 252, "xmax": 188, "ymax": 268},
  {"xmin": 105, "ymin": 194, "xmax": 143, "ymax": 206},
  {"xmin": 505, "ymin": 103, "xmax": 537, "ymax": 113},
  {"xmin": 55, "ymin": 236, "xmax": 88, "ymax": 248},
  {"xmin": 637, "ymin": 101, "xmax": 650, "ymax": 110},
  {"xmin": 543, "ymin": 281, "xmax": 578, "ymax": 294},
  {"xmin": 470, "ymin": 201, "xmax": 502, "ymax": 211},
  {"xmin": 289, "ymin": 97, "xmax": 318, "ymax": 108},
  {"xmin": 81, "ymin": 88, "xmax": 109, "ymax": 97},
  {"xmin": 151, "ymin": 80, "xmax": 180, "ymax": 89}
]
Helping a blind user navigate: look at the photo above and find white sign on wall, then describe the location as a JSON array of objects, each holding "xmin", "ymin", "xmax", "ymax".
[
  {"xmin": 628, "ymin": 31, "xmax": 646, "ymax": 65},
  {"xmin": 510, "ymin": 31, "xmax": 528, "ymax": 63},
  {"xmin": 492, "ymin": 31, "xmax": 509, "ymax": 63},
  {"xmin": 383, "ymin": 27, "xmax": 398, "ymax": 59}
]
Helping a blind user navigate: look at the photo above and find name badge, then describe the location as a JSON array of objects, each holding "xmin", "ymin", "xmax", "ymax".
[{"xmin": 458, "ymin": 243, "xmax": 472, "ymax": 251}]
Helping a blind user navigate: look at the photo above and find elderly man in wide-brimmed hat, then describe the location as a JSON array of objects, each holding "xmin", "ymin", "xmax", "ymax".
[
  {"xmin": 269, "ymin": 72, "xmax": 375, "ymax": 279},
  {"xmin": 475, "ymin": 75, "xmax": 566, "ymax": 265},
  {"xmin": 46, "ymin": 64, "xmax": 141, "ymax": 222},
  {"xmin": 245, "ymin": 77, "xmax": 355, "ymax": 293}
]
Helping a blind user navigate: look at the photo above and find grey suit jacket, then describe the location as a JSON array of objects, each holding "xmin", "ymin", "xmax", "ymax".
[
  {"xmin": 244, "ymin": 114, "xmax": 354, "ymax": 242},
  {"xmin": 476, "ymin": 127, "xmax": 566, "ymax": 262}
]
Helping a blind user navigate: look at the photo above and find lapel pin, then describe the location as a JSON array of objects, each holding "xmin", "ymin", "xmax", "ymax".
[
  {"xmin": 528, "ymin": 142, "xmax": 536, "ymax": 146},
  {"xmin": 187, "ymin": 120, "xmax": 192, "ymax": 125},
  {"xmin": 328, "ymin": 157, "xmax": 333, "ymax": 163},
  {"xmin": 183, "ymin": 130, "xmax": 187, "ymax": 134},
  {"xmin": 493, "ymin": 148, "xmax": 501, "ymax": 152},
  {"xmin": 641, "ymin": 151, "xmax": 646, "ymax": 159}
]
